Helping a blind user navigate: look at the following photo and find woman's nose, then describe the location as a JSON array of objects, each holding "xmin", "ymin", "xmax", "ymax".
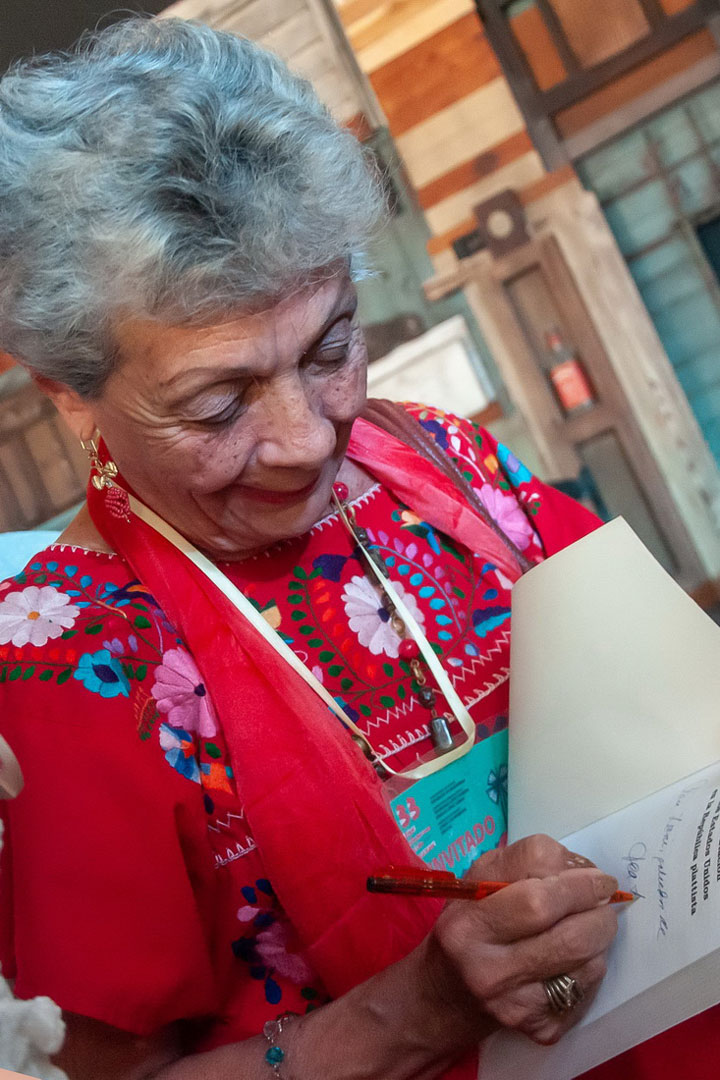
[{"xmin": 256, "ymin": 383, "xmax": 336, "ymax": 471}]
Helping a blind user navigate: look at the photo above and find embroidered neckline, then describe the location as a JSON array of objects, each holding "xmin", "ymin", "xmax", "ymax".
[{"xmin": 48, "ymin": 543, "xmax": 119, "ymax": 558}]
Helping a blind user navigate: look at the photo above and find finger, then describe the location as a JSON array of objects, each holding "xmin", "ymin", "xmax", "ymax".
[
  {"xmin": 475, "ymin": 868, "xmax": 618, "ymax": 943},
  {"xmin": 467, "ymin": 834, "xmax": 598, "ymax": 884},
  {"xmin": 467, "ymin": 834, "xmax": 574, "ymax": 883},
  {"xmin": 527, "ymin": 953, "xmax": 608, "ymax": 1045},
  {"xmin": 564, "ymin": 850, "xmax": 596, "ymax": 870},
  {"xmin": 483, "ymin": 953, "xmax": 607, "ymax": 1045},
  {"xmin": 503, "ymin": 904, "xmax": 618, "ymax": 987}
]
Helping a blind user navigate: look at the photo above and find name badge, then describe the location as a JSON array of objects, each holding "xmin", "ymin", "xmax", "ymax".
[{"xmin": 389, "ymin": 729, "xmax": 508, "ymax": 877}]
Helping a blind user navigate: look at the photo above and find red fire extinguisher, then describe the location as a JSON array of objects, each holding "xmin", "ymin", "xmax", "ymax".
[{"xmin": 544, "ymin": 328, "xmax": 595, "ymax": 415}]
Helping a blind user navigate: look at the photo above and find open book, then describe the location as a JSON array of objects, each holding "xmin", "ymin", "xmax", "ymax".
[{"xmin": 480, "ymin": 519, "xmax": 720, "ymax": 1079}]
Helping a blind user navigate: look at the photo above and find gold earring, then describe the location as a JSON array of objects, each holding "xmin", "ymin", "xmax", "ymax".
[{"xmin": 80, "ymin": 435, "xmax": 119, "ymax": 491}]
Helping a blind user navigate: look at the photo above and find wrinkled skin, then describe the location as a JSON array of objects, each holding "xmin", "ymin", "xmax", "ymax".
[{"xmin": 49, "ymin": 271, "xmax": 371, "ymax": 560}]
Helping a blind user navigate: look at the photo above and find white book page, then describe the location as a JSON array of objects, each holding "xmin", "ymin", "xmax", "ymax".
[{"xmin": 480, "ymin": 762, "xmax": 720, "ymax": 1079}]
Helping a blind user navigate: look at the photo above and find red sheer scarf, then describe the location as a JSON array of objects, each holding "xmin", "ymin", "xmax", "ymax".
[{"xmin": 87, "ymin": 416, "xmax": 523, "ymax": 1077}]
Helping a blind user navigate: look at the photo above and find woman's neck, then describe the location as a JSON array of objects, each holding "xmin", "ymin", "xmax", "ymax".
[{"xmin": 58, "ymin": 503, "xmax": 115, "ymax": 554}]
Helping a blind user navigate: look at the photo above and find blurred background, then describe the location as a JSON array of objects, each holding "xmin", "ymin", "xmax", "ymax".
[{"xmin": 2, "ymin": 0, "xmax": 720, "ymax": 611}]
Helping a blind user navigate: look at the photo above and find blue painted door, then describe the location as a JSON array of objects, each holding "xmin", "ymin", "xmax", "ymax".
[{"xmin": 578, "ymin": 81, "xmax": 720, "ymax": 465}]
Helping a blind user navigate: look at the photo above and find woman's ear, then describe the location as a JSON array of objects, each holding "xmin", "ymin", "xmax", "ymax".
[{"xmin": 34, "ymin": 375, "xmax": 98, "ymax": 443}]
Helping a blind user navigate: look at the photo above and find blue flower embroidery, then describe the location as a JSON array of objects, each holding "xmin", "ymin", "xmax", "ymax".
[
  {"xmin": 74, "ymin": 649, "xmax": 130, "ymax": 698},
  {"xmin": 496, "ymin": 443, "xmax": 532, "ymax": 488},
  {"xmin": 159, "ymin": 723, "xmax": 200, "ymax": 783}
]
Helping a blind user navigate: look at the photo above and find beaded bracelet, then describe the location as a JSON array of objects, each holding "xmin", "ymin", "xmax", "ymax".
[{"xmin": 263, "ymin": 1012, "xmax": 297, "ymax": 1077}]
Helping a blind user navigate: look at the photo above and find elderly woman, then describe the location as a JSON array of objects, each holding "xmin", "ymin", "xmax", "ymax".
[{"xmin": 0, "ymin": 17, "xmax": 635, "ymax": 1080}]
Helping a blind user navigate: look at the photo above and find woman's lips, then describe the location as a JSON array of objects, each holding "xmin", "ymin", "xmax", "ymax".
[{"xmin": 234, "ymin": 476, "xmax": 320, "ymax": 506}]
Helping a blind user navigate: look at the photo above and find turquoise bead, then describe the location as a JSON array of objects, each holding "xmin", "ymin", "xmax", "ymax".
[{"xmin": 265, "ymin": 1046, "xmax": 285, "ymax": 1066}]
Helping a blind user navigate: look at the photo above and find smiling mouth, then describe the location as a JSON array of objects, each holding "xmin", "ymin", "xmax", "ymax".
[{"xmin": 234, "ymin": 476, "xmax": 321, "ymax": 506}]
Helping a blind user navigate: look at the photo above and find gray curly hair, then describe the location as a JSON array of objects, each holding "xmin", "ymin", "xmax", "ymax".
[{"xmin": 0, "ymin": 17, "xmax": 384, "ymax": 397}]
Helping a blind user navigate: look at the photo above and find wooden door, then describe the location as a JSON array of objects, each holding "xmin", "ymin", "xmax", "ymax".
[{"xmin": 578, "ymin": 80, "xmax": 720, "ymax": 465}]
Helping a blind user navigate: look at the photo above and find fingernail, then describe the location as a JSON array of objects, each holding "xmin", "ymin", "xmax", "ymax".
[{"xmin": 591, "ymin": 870, "xmax": 618, "ymax": 901}]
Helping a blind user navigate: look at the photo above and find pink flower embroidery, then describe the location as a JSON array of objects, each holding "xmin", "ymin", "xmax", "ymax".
[
  {"xmin": 342, "ymin": 575, "xmax": 425, "ymax": 658},
  {"xmin": 151, "ymin": 648, "xmax": 217, "ymax": 737},
  {"xmin": 256, "ymin": 921, "xmax": 314, "ymax": 983},
  {"xmin": 477, "ymin": 484, "xmax": 535, "ymax": 551}
]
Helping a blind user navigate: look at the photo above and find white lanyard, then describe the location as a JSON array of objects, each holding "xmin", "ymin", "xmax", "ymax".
[{"xmin": 127, "ymin": 491, "xmax": 475, "ymax": 780}]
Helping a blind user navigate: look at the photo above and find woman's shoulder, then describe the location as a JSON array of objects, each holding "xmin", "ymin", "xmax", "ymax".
[
  {"xmin": 1, "ymin": 542, "xmax": 144, "ymax": 652},
  {"xmin": 0, "ymin": 543, "xmax": 175, "ymax": 731}
]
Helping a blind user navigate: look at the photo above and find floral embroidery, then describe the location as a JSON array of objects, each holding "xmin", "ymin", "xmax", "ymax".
[
  {"xmin": 0, "ymin": 586, "xmax": 79, "ymax": 648},
  {"xmin": 342, "ymin": 574, "xmax": 425, "ymax": 658},
  {"xmin": 233, "ymin": 878, "xmax": 316, "ymax": 1007},
  {"xmin": 74, "ymin": 648, "xmax": 130, "ymax": 698},
  {"xmin": 477, "ymin": 483, "xmax": 535, "ymax": 551},
  {"xmin": 159, "ymin": 723, "xmax": 201, "ymax": 783},
  {"xmin": 151, "ymin": 648, "xmax": 217, "ymax": 738},
  {"xmin": 496, "ymin": 443, "xmax": 532, "ymax": 488}
]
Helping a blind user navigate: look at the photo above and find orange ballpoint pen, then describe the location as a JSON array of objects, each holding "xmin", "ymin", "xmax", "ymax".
[{"xmin": 367, "ymin": 865, "xmax": 635, "ymax": 903}]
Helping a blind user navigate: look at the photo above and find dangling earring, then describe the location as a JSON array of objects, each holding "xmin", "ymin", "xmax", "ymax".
[{"xmin": 80, "ymin": 434, "xmax": 119, "ymax": 491}]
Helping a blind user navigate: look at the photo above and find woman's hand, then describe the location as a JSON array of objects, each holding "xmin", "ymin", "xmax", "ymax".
[{"xmin": 424, "ymin": 834, "xmax": 619, "ymax": 1047}]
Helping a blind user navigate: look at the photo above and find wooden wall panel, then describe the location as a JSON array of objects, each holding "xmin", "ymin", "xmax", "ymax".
[
  {"xmin": 556, "ymin": 30, "xmax": 717, "ymax": 136},
  {"xmin": 417, "ymin": 130, "xmax": 533, "ymax": 209},
  {"xmin": 549, "ymin": 0, "xmax": 649, "ymax": 69},
  {"xmin": 369, "ymin": 13, "xmax": 499, "ymax": 136},
  {"xmin": 345, "ymin": 0, "xmax": 475, "ymax": 73},
  {"xmin": 396, "ymin": 78, "xmax": 525, "ymax": 188},
  {"xmin": 510, "ymin": 6, "xmax": 567, "ymax": 91},
  {"xmin": 425, "ymin": 150, "xmax": 545, "ymax": 235},
  {"xmin": 661, "ymin": 0, "xmax": 695, "ymax": 12}
]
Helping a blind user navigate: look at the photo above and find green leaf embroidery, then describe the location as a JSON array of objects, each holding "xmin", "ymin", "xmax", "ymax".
[
  {"xmin": 397, "ymin": 684, "xmax": 406, "ymax": 700},
  {"xmin": 380, "ymin": 695, "xmax": 394, "ymax": 709},
  {"xmin": 134, "ymin": 615, "xmax": 152, "ymax": 629},
  {"xmin": 287, "ymin": 594, "xmax": 304, "ymax": 605},
  {"xmin": 298, "ymin": 625, "xmax": 313, "ymax": 637},
  {"xmin": 61, "ymin": 629, "xmax": 77, "ymax": 639},
  {"xmin": 293, "ymin": 566, "xmax": 307, "ymax": 580},
  {"xmin": 0, "ymin": 666, "xmax": 6, "ymax": 683},
  {"xmin": 85, "ymin": 624, "xmax": 103, "ymax": 635},
  {"xmin": 135, "ymin": 664, "xmax": 147, "ymax": 680},
  {"xmin": 359, "ymin": 704, "xmax": 372, "ymax": 717},
  {"xmin": 290, "ymin": 610, "xmax": 307, "ymax": 622},
  {"xmin": 205, "ymin": 742, "xmax": 222, "ymax": 759},
  {"xmin": 340, "ymin": 677, "xmax": 352, "ymax": 691},
  {"xmin": 308, "ymin": 638, "xmax": 323, "ymax": 648},
  {"xmin": 382, "ymin": 663, "xmax": 394, "ymax": 678},
  {"xmin": 21, "ymin": 666, "xmax": 35, "ymax": 681},
  {"xmin": 288, "ymin": 579, "xmax": 302, "ymax": 591},
  {"xmin": 57, "ymin": 667, "xmax": 73, "ymax": 685},
  {"xmin": 328, "ymin": 664, "xmax": 343, "ymax": 677},
  {"xmin": 39, "ymin": 669, "xmax": 54, "ymax": 682},
  {"xmin": 8, "ymin": 666, "xmax": 22, "ymax": 681},
  {"xmin": 319, "ymin": 650, "xmax": 334, "ymax": 663}
]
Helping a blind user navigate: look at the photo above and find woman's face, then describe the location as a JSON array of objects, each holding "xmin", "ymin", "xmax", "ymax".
[{"xmin": 86, "ymin": 273, "xmax": 368, "ymax": 559}]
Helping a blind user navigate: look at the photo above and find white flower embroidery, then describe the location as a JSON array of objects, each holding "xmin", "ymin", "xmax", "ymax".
[
  {"xmin": 342, "ymin": 574, "xmax": 425, "ymax": 658},
  {"xmin": 0, "ymin": 585, "xmax": 80, "ymax": 648}
]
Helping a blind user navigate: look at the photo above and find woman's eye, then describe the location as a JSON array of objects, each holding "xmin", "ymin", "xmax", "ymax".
[
  {"xmin": 312, "ymin": 340, "xmax": 351, "ymax": 366},
  {"xmin": 189, "ymin": 394, "xmax": 246, "ymax": 428}
]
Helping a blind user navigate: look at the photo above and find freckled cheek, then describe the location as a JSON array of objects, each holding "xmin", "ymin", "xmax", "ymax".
[
  {"xmin": 159, "ymin": 434, "xmax": 256, "ymax": 495},
  {"xmin": 318, "ymin": 361, "xmax": 367, "ymax": 424}
]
